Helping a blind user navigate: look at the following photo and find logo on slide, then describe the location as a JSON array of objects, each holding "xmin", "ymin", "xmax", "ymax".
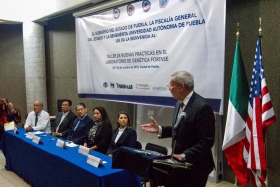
[
  {"xmin": 113, "ymin": 8, "xmax": 120, "ymax": 19},
  {"xmin": 110, "ymin": 83, "xmax": 115, "ymax": 88},
  {"xmin": 127, "ymin": 5, "xmax": 135, "ymax": 16},
  {"xmin": 152, "ymin": 87, "xmax": 168, "ymax": 91},
  {"xmin": 103, "ymin": 82, "xmax": 108, "ymax": 88},
  {"xmin": 136, "ymin": 84, "xmax": 150, "ymax": 90},
  {"xmin": 142, "ymin": 0, "xmax": 151, "ymax": 12},
  {"xmin": 116, "ymin": 83, "xmax": 133, "ymax": 89},
  {"xmin": 159, "ymin": 0, "xmax": 169, "ymax": 8}
]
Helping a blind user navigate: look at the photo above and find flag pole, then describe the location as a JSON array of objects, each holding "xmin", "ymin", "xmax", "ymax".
[
  {"xmin": 233, "ymin": 22, "xmax": 240, "ymax": 187},
  {"xmin": 236, "ymin": 22, "xmax": 240, "ymax": 39},
  {"xmin": 259, "ymin": 18, "xmax": 262, "ymax": 36},
  {"xmin": 259, "ymin": 17, "xmax": 268, "ymax": 187}
]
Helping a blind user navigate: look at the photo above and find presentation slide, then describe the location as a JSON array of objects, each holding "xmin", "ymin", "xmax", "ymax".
[{"xmin": 76, "ymin": 0, "xmax": 225, "ymax": 114}]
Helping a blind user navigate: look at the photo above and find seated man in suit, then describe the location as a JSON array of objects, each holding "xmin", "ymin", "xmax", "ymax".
[
  {"xmin": 67, "ymin": 103, "xmax": 93, "ymax": 145},
  {"xmin": 24, "ymin": 100, "xmax": 51, "ymax": 134},
  {"xmin": 52, "ymin": 99, "xmax": 77, "ymax": 140}
]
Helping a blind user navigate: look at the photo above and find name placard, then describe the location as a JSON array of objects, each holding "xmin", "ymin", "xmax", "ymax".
[
  {"xmin": 26, "ymin": 132, "xmax": 35, "ymax": 139},
  {"xmin": 32, "ymin": 136, "xmax": 41, "ymax": 144},
  {"xmin": 13, "ymin": 127, "xmax": 18, "ymax": 134},
  {"xmin": 78, "ymin": 145, "xmax": 90, "ymax": 156},
  {"xmin": 56, "ymin": 139, "xmax": 66, "ymax": 148},
  {"xmin": 87, "ymin": 155, "xmax": 103, "ymax": 168}
]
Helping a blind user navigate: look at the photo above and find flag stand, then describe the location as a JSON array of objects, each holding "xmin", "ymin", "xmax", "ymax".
[{"xmin": 234, "ymin": 176, "xmax": 238, "ymax": 187}]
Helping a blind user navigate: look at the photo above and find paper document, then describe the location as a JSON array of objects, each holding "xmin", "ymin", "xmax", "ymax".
[
  {"xmin": 24, "ymin": 131, "xmax": 44, "ymax": 135},
  {"xmin": 66, "ymin": 142, "xmax": 79, "ymax": 148},
  {"xmin": 34, "ymin": 131, "xmax": 44, "ymax": 135},
  {"xmin": 4, "ymin": 122, "xmax": 15, "ymax": 130}
]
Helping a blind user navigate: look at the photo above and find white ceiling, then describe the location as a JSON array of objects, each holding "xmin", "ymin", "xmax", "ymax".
[{"xmin": 0, "ymin": 0, "xmax": 99, "ymax": 24}]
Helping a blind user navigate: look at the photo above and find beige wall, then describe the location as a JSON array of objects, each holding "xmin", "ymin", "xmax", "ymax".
[{"xmin": 0, "ymin": 24, "xmax": 27, "ymax": 119}]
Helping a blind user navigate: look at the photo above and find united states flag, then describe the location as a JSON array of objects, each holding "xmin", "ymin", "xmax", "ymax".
[{"xmin": 244, "ymin": 35, "xmax": 276, "ymax": 187}]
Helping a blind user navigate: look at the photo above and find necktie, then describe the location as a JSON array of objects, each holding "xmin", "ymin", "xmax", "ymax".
[
  {"xmin": 74, "ymin": 119, "xmax": 81, "ymax": 131},
  {"xmin": 180, "ymin": 102, "xmax": 185, "ymax": 111},
  {"xmin": 179, "ymin": 102, "xmax": 184, "ymax": 114},
  {"xmin": 177, "ymin": 102, "xmax": 185, "ymax": 121},
  {"xmin": 56, "ymin": 113, "xmax": 66, "ymax": 132},
  {"xmin": 35, "ymin": 114, "xmax": 38, "ymax": 126}
]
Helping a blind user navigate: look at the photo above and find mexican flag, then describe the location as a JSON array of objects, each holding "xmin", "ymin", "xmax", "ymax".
[{"xmin": 222, "ymin": 38, "xmax": 249, "ymax": 186}]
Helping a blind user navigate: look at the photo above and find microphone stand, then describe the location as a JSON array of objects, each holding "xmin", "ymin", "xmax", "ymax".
[{"xmin": 171, "ymin": 132, "xmax": 178, "ymax": 160}]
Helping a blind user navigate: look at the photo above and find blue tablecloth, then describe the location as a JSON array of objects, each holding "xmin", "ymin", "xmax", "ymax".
[{"xmin": 0, "ymin": 128, "xmax": 141, "ymax": 187}]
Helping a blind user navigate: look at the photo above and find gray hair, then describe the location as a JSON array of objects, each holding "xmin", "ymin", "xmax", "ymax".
[{"xmin": 171, "ymin": 70, "xmax": 194, "ymax": 90}]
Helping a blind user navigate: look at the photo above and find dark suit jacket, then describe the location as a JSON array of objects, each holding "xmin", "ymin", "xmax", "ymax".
[
  {"xmin": 54, "ymin": 111, "xmax": 77, "ymax": 139},
  {"xmin": 107, "ymin": 127, "xmax": 137, "ymax": 155},
  {"xmin": 67, "ymin": 115, "xmax": 93, "ymax": 145},
  {"xmin": 161, "ymin": 92, "xmax": 215, "ymax": 185},
  {"xmin": 85, "ymin": 122, "xmax": 112, "ymax": 154}
]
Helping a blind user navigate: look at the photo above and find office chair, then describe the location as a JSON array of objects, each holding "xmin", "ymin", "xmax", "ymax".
[
  {"xmin": 141, "ymin": 143, "xmax": 168, "ymax": 187},
  {"xmin": 145, "ymin": 143, "xmax": 168, "ymax": 155},
  {"xmin": 135, "ymin": 141, "xmax": 142, "ymax": 149}
]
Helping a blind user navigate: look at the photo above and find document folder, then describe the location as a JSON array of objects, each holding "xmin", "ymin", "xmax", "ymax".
[{"xmin": 153, "ymin": 157, "xmax": 192, "ymax": 176}]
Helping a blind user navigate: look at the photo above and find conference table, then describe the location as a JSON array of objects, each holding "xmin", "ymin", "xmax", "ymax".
[{"xmin": 0, "ymin": 128, "xmax": 141, "ymax": 187}]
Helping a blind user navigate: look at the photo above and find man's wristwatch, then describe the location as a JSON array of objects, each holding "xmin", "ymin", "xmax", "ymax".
[{"xmin": 180, "ymin": 153, "xmax": 186, "ymax": 160}]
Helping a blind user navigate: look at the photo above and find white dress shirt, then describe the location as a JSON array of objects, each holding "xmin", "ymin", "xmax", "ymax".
[
  {"xmin": 24, "ymin": 110, "xmax": 51, "ymax": 134},
  {"xmin": 115, "ymin": 126, "xmax": 126, "ymax": 143}
]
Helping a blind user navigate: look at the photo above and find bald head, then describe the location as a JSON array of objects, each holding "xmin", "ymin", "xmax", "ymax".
[{"xmin": 34, "ymin": 100, "xmax": 43, "ymax": 114}]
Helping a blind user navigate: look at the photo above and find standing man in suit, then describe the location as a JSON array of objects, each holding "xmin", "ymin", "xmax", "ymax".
[
  {"xmin": 141, "ymin": 70, "xmax": 215, "ymax": 187},
  {"xmin": 25, "ymin": 100, "xmax": 51, "ymax": 134},
  {"xmin": 52, "ymin": 99, "xmax": 77, "ymax": 140},
  {"xmin": 67, "ymin": 103, "xmax": 93, "ymax": 145}
]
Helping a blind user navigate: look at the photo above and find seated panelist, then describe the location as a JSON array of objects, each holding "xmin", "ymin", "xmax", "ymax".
[
  {"xmin": 67, "ymin": 103, "xmax": 93, "ymax": 145},
  {"xmin": 107, "ymin": 111, "xmax": 137, "ymax": 157},
  {"xmin": 24, "ymin": 100, "xmax": 51, "ymax": 134},
  {"xmin": 52, "ymin": 99, "xmax": 77, "ymax": 140},
  {"xmin": 84, "ymin": 106, "xmax": 112, "ymax": 154},
  {"xmin": 0, "ymin": 98, "xmax": 21, "ymax": 140}
]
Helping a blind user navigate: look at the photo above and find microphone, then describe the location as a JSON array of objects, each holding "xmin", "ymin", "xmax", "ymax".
[{"xmin": 174, "ymin": 112, "xmax": 186, "ymax": 130}]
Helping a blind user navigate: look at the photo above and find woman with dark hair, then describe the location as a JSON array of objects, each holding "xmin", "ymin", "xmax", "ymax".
[
  {"xmin": 84, "ymin": 106, "xmax": 112, "ymax": 154},
  {"xmin": 107, "ymin": 111, "xmax": 137, "ymax": 156},
  {"xmin": 0, "ymin": 98, "xmax": 21, "ymax": 124},
  {"xmin": 0, "ymin": 98, "xmax": 21, "ymax": 140}
]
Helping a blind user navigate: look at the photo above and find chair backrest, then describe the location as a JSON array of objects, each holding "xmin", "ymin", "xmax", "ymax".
[
  {"xmin": 135, "ymin": 141, "xmax": 142, "ymax": 149},
  {"xmin": 145, "ymin": 143, "xmax": 168, "ymax": 155}
]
